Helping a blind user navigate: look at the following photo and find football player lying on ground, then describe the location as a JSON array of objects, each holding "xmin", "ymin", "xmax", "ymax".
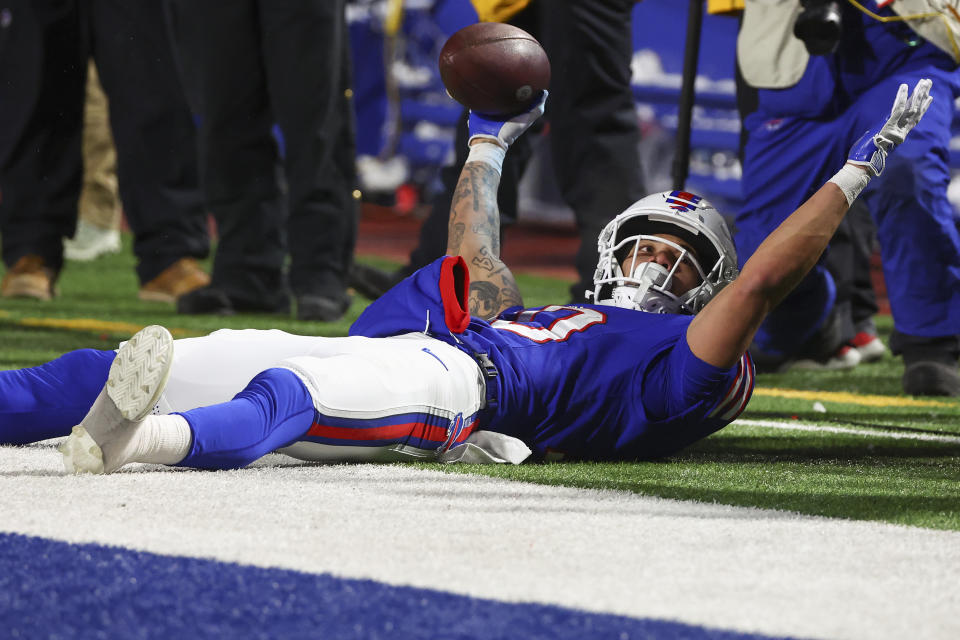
[{"xmin": 0, "ymin": 81, "xmax": 932, "ymax": 473}]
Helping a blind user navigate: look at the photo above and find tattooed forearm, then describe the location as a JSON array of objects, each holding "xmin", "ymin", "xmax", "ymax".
[
  {"xmin": 448, "ymin": 222, "xmax": 465, "ymax": 255},
  {"xmin": 448, "ymin": 163, "xmax": 500, "ymax": 257},
  {"xmin": 449, "ymin": 153, "xmax": 525, "ymax": 317}
]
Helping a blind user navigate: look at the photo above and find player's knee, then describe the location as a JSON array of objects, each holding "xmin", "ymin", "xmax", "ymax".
[
  {"xmin": 240, "ymin": 366, "xmax": 307, "ymax": 399},
  {"xmin": 234, "ymin": 367, "xmax": 314, "ymax": 444}
]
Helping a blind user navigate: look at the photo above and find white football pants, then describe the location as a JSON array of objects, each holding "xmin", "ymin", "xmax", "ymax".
[{"xmin": 153, "ymin": 329, "xmax": 486, "ymax": 462}]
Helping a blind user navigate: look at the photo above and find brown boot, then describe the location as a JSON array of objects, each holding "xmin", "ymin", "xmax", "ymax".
[
  {"xmin": 1, "ymin": 255, "xmax": 57, "ymax": 300},
  {"xmin": 138, "ymin": 257, "xmax": 211, "ymax": 303}
]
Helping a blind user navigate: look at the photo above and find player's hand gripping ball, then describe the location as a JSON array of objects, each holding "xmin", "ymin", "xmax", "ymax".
[{"xmin": 439, "ymin": 22, "xmax": 550, "ymax": 116}]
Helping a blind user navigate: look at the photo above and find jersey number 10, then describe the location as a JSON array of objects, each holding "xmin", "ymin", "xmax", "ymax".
[{"xmin": 491, "ymin": 305, "xmax": 607, "ymax": 343}]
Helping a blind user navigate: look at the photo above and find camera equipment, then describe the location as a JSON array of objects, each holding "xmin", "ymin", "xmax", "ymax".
[{"xmin": 794, "ymin": 0, "xmax": 843, "ymax": 55}]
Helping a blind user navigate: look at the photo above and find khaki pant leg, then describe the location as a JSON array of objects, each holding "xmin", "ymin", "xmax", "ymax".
[{"xmin": 79, "ymin": 60, "xmax": 121, "ymax": 230}]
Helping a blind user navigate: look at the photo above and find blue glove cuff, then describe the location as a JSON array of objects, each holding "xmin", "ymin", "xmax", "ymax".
[
  {"xmin": 465, "ymin": 91, "xmax": 547, "ymax": 149},
  {"xmin": 848, "ymin": 126, "xmax": 895, "ymax": 177},
  {"xmin": 468, "ymin": 112, "xmax": 509, "ymax": 140}
]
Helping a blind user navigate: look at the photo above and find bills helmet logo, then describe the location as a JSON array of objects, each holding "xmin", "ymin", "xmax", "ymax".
[{"xmin": 665, "ymin": 191, "xmax": 702, "ymax": 212}]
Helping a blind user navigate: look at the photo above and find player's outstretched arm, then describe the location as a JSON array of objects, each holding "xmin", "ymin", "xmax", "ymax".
[
  {"xmin": 447, "ymin": 93, "xmax": 547, "ymax": 320},
  {"xmin": 687, "ymin": 79, "xmax": 933, "ymax": 368}
]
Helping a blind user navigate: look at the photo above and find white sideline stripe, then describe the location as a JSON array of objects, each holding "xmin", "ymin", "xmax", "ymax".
[
  {"xmin": 1, "ymin": 442, "xmax": 959, "ymax": 640},
  {"xmin": 734, "ymin": 418, "xmax": 960, "ymax": 444}
]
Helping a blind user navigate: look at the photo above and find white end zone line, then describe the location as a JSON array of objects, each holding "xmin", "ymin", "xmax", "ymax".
[
  {"xmin": 734, "ymin": 418, "xmax": 960, "ymax": 444},
  {"xmin": 3, "ymin": 447, "xmax": 960, "ymax": 640}
]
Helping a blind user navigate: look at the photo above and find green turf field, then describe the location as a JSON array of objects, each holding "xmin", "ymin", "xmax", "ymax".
[{"xmin": 2, "ymin": 240, "xmax": 958, "ymax": 531}]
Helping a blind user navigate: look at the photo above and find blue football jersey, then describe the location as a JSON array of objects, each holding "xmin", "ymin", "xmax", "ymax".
[{"xmin": 351, "ymin": 257, "xmax": 753, "ymax": 461}]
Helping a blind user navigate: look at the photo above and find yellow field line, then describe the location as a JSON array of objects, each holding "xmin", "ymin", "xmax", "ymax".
[
  {"xmin": 0, "ymin": 310, "xmax": 195, "ymax": 338},
  {"xmin": 754, "ymin": 387, "xmax": 953, "ymax": 408}
]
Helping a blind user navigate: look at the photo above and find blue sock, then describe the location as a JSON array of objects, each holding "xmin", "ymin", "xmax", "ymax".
[
  {"xmin": 0, "ymin": 349, "xmax": 116, "ymax": 444},
  {"xmin": 176, "ymin": 368, "xmax": 316, "ymax": 470}
]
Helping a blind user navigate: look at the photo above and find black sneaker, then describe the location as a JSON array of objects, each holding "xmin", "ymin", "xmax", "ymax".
[
  {"xmin": 348, "ymin": 263, "xmax": 405, "ymax": 300},
  {"xmin": 892, "ymin": 331, "xmax": 960, "ymax": 397},
  {"xmin": 903, "ymin": 362, "xmax": 960, "ymax": 397},
  {"xmin": 176, "ymin": 286, "xmax": 235, "ymax": 315},
  {"xmin": 296, "ymin": 292, "xmax": 351, "ymax": 322},
  {"xmin": 177, "ymin": 286, "xmax": 291, "ymax": 316}
]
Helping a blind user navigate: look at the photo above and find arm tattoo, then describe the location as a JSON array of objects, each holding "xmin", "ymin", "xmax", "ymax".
[
  {"xmin": 498, "ymin": 274, "xmax": 523, "ymax": 309},
  {"xmin": 448, "ymin": 222, "xmax": 465, "ymax": 255},
  {"xmin": 471, "ymin": 246, "xmax": 498, "ymax": 273},
  {"xmin": 467, "ymin": 272, "xmax": 523, "ymax": 320},
  {"xmin": 450, "ymin": 158, "xmax": 524, "ymax": 317},
  {"xmin": 450, "ymin": 164, "xmax": 499, "ymax": 252},
  {"xmin": 468, "ymin": 281, "xmax": 502, "ymax": 319}
]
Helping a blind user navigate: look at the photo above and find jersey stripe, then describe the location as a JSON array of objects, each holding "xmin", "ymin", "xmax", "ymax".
[
  {"xmin": 716, "ymin": 359, "xmax": 747, "ymax": 419},
  {"xmin": 302, "ymin": 411, "xmax": 478, "ymax": 450},
  {"xmin": 708, "ymin": 353, "xmax": 755, "ymax": 422},
  {"xmin": 719, "ymin": 352, "xmax": 754, "ymax": 422},
  {"xmin": 709, "ymin": 360, "xmax": 745, "ymax": 418}
]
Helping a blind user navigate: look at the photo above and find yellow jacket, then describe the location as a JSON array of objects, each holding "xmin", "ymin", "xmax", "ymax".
[
  {"xmin": 470, "ymin": 0, "xmax": 532, "ymax": 23},
  {"xmin": 707, "ymin": 0, "xmax": 743, "ymax": 14}
]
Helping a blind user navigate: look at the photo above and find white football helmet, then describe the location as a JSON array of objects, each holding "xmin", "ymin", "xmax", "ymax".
[{"xmin": 588, "ymin": 190, "xmax": 738, "ymax": 314}]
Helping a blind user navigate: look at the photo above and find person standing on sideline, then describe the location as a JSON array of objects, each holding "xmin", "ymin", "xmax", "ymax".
[
  {"xmin": 168, "ymin": 0, "xmax": 359, "ymax": 321},
  {"xmin": 0, "ymin": 0, "xmax": 211, "ymax": 303},
  {"xmin": 733, "ymin": 0, "xmax": 960, "ymax": 395}
]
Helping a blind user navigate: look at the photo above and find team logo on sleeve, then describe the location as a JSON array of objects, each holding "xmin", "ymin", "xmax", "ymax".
[
  {"xmin": 665, "ymin": 191, "xmax": 702, "ymax": 212},
  {"xmin": 438, "ymin": 413, "xmax": 466, "ymax": 454}
]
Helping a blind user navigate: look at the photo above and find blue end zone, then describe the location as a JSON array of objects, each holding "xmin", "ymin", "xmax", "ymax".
[{"xmin": 0, "ymin": 532, "xmax": 795, "ymax": 639}]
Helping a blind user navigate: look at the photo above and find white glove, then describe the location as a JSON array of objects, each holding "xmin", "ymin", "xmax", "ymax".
[
  {"xmin": 847, "ymin": 79, "xmax": 933, "ymax": 176},
  {"xmin": 467, "ymin": 91, "xmax": 548, "ymax": 150}
]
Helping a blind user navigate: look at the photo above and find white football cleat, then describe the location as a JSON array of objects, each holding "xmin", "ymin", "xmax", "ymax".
[{"xmin": 61, "ymin": 325, "xmax": 174, "ymax": 474}]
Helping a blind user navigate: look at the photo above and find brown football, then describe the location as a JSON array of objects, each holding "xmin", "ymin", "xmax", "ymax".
[{"xmin": 438, "ymin": 22, "xmax": 550, "ymax": 116}]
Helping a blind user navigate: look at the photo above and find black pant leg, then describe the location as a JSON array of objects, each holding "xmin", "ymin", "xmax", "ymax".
[
  {"xmin": 0, "ymin": 1, "xmax": 86, "ymax": 272},
  {"xmin": 258, "ymin": 0, "xmax": 356, "ymax": 298},
  {"xmin": 172, "ymin": 0, "xmax": 287, "ymax": 306},
  {"xmin": 823, "ymin": 214, "xmax": 857, "ymax": 344},
  {"xmin": 541, "ymin": 0, "xmax": 644, "ymax": 301},
  {"xmin": 846, "ymin": 198, "xmax": 879, "ymax": 329},
  {"xmin": 91, "ymin": 0, "xmax": 208, "ymax": 284},
  {"xmin": 890, "ymin": 331, "xmax": 960, "ymax": 365},
  {"xmin": 332, "ymin": 30, "xmax": 360, "ymax": 277}
]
